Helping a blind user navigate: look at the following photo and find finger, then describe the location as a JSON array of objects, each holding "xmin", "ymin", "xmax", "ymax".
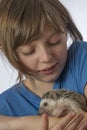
[
  {"xmin": 41, "ymin": 113, "xmax": 49, "ymax": 130},
  {"xmin": 50, "ymin": 112, "xmax": 76, "ymax": 130},
  {"xmin": 58, "ymin": 112, "xmax": 76, "ymax": 128},
  {"xmin": 64, "ymin": 114, "xmax": 84, "ymax": 130},
  {"xmin": 78, "ymin": 121, "xmax": 87, "ymax": 130}
]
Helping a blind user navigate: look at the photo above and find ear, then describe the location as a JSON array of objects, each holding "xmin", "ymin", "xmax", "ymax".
[
  {"xmin": 53, "ymin": 94, "xmax": 58, "ymax": 100},
  {"xmin": 50, "ymin": 92, "xmax": 58, "ymax": 100}
]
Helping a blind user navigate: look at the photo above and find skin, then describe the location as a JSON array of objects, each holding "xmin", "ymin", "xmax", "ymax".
[
  {"xmin": 16, "ymin": 26, "xmax": 67, "ymax": 96},
  {"xmin": 41, "ymin": 113, "xmax": 87, "ymax": 130},
  {"xmin": 0, "ymin": 113, "xmax": 87, "ymax": 130}
]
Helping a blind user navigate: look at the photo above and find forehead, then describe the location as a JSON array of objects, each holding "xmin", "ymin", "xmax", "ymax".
[
  {"xmin": 38, "ymin": 24, "xmax": 64, "ymax": 42},
  {"xmin": 16, "ymin": 28, "xmax": 64, "ymax": 53}
]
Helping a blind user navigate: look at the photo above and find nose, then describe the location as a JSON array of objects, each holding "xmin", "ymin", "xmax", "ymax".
[{"xmin": 39, "ymin": 47, "xmax": 52, "ymax": 62}]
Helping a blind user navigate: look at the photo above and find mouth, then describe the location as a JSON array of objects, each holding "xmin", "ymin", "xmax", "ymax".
[
  {"xmin": 38, "ymin": 109, "xmax": 51, "ymax": 115},
  {"xmin": 39, "ymin": 64, "xmax": 57, "ymax": 74}
]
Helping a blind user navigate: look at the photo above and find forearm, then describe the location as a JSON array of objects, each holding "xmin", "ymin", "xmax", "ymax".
[
  {"xmin": 0, "ymin": 115, "xmax": 58, "ymax": 130},
  {"xmin": 16, "ymin": 116, "xmax": 59, "ymax": 130},
  {"xmin": 0, "ymin": 116, "xmax": 23, "ymax": 130},
  {"xmin": 0, "ymin": 113, "xmax": 87, "ymax": 130}
]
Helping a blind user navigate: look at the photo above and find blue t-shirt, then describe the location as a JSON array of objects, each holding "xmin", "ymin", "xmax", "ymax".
[{"xmin": 0, "ymin": 41, "xmax": 87, "ymax": 116}]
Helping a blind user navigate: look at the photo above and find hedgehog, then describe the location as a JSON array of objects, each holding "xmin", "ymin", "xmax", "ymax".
[{"xmin": 38, "ymin": 89, "xmax": 87, "ymax": 117}]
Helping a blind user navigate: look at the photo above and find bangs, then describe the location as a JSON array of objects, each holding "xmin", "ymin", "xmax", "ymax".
[
  {"xmin": 0, "ymin": 0, "xmax": 66, "ymax": 51},
  {"xmin": 12, "ymin": 0, "xmax": 66, "ymax": 49}
]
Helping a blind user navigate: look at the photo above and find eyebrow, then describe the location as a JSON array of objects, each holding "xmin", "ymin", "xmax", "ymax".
[{"xmin": 17, "ymin": 30, "xmax": 61, "ymax": 52}]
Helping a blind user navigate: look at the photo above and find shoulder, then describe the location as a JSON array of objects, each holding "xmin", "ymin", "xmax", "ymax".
[
  {"xmin": 0, "ymin": 82, "xmax": 24, "ymax": 106},
  {"xmin": 1, "ymin": 83, "xmax": 20, "ymax": 95},
  {"xmin": 0, "ymin": 82, "xmax": 28, "ymax": 115},
  {"xmin": 67, "ymin": 41, "xmax": 87, "ymax": 66},
  {"xmin": 0, "ymin": 83, "xmax": 21, "ymax": 115},
  {"xmin": 0, "ymin": 82, "xmax": 40, "ymax": 116},
  {"xmin": 66, "ymin": 41, "xmax": 87, "ymax": 94},
  {"xmin": 59, "ymin": 41, "xmax": 87, "ymax": 94},
  {"xmin": 68, "ymin": 41, "xmax": 87, "ymax": 55}
]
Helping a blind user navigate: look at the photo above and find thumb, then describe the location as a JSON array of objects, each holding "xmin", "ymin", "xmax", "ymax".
[{"xmin": 41, "ymin": 113, "xmax": 49, "ymax": 130}]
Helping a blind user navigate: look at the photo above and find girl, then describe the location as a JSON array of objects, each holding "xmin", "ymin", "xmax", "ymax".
[{"xmin": 0, "ymin": 0, "xmax": 87, "ymax": 129}]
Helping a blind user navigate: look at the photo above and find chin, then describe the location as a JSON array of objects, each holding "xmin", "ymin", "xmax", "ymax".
[{"xmin": 38, "ymin": 74, "xmax": 59, "ymax": 82}]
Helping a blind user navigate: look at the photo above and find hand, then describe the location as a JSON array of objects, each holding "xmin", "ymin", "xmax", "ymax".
[{"xmin": 41, "ymin": 112, "xmax": 87, "ymax": 130}]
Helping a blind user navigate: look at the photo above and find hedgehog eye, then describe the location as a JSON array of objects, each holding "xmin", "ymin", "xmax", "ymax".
[{"xmin": 43, "ymin": 102, "xmax": 48, "ymax": 107}]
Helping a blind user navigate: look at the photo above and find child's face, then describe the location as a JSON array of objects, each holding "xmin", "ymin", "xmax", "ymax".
[{"xmin": 16, "ymin": 26, "xmax": 67, "ymax": 82}]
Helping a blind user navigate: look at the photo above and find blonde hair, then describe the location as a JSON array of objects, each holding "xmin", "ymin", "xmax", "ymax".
[{"xmin": 0, "ymin": 0, "xmax": 83, "ymax": 81}]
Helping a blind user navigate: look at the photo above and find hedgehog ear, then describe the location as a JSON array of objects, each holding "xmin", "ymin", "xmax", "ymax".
[
  {"xmin": 50, "ymin": 93, "xmax": 58, "ymax": 100},
  {"xmin": 54, "ymin": 94, "xmax": 58, "ymax": 100}
]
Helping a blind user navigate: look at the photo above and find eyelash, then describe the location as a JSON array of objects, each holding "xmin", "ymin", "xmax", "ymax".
[
  {"xmin": 49, "ymin": 39, "xmax": 61, "ymax": 46},
  {"xmin": 23, "ymin": 40, "xmax": 61, "ymax": 56},
  {"xmin": 23, "ymin": 49, "xmax": 35, "ymax": 56}
]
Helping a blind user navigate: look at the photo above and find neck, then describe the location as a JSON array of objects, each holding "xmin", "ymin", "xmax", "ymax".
[{"xmin": 23, "ymin": 76, "xmax": 54, "ymax": 97}]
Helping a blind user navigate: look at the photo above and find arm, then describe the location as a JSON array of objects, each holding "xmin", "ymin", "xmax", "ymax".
[
  {"xmin": 0, "ymin": 113, "xmax": 87, "ymax": 130},
  {"xmin": 0, "ymin": 115, "xmax": 61, "ymax": 130},
  {"xmin": 0, "ymin": 115, "xmax": 59, "ymax": 130}
]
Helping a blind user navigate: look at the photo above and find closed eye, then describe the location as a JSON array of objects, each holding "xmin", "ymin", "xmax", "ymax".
[
  {"xmin": 23, "ymin": 49, "xmax": 35, "ymax": 56},
  {"xmin": 49, "ymin": 39, "xmax": 61, "ymax": 46}
]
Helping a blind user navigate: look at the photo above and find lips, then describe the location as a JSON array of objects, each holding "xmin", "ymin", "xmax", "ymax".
[
  {"xmin": 42, "ymin": 65, "xmax": 55, "ymax": 71},
  {"xmin": 39, "ymin": 64, "xmax": 57, "ymax": 74}
]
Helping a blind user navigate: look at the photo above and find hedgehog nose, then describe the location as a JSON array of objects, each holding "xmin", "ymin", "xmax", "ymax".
[
  {"xmin": 38, "ymin": 108, "xmax": 44, "ymax": 115},
  {"xmin": 38, "ymin": 106, "xmax": 47, "ymax": 115}
]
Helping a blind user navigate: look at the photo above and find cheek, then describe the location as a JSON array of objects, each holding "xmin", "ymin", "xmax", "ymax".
[
  {"xmin": 61, "ymin": 47, "xmax": 67, "ymax": 64},
  {"xmin": 19, "ymin": 56, "xmax": 37, "ymax": 70},
  {"xmin": 54, "ymin": 45, "xmax": 67, "ymax": 64}
]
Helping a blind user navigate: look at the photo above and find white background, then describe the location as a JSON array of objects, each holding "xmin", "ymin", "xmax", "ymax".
[{"xmin": 0, "ymin": 0, "xmax": 87, "ymax": 93}]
